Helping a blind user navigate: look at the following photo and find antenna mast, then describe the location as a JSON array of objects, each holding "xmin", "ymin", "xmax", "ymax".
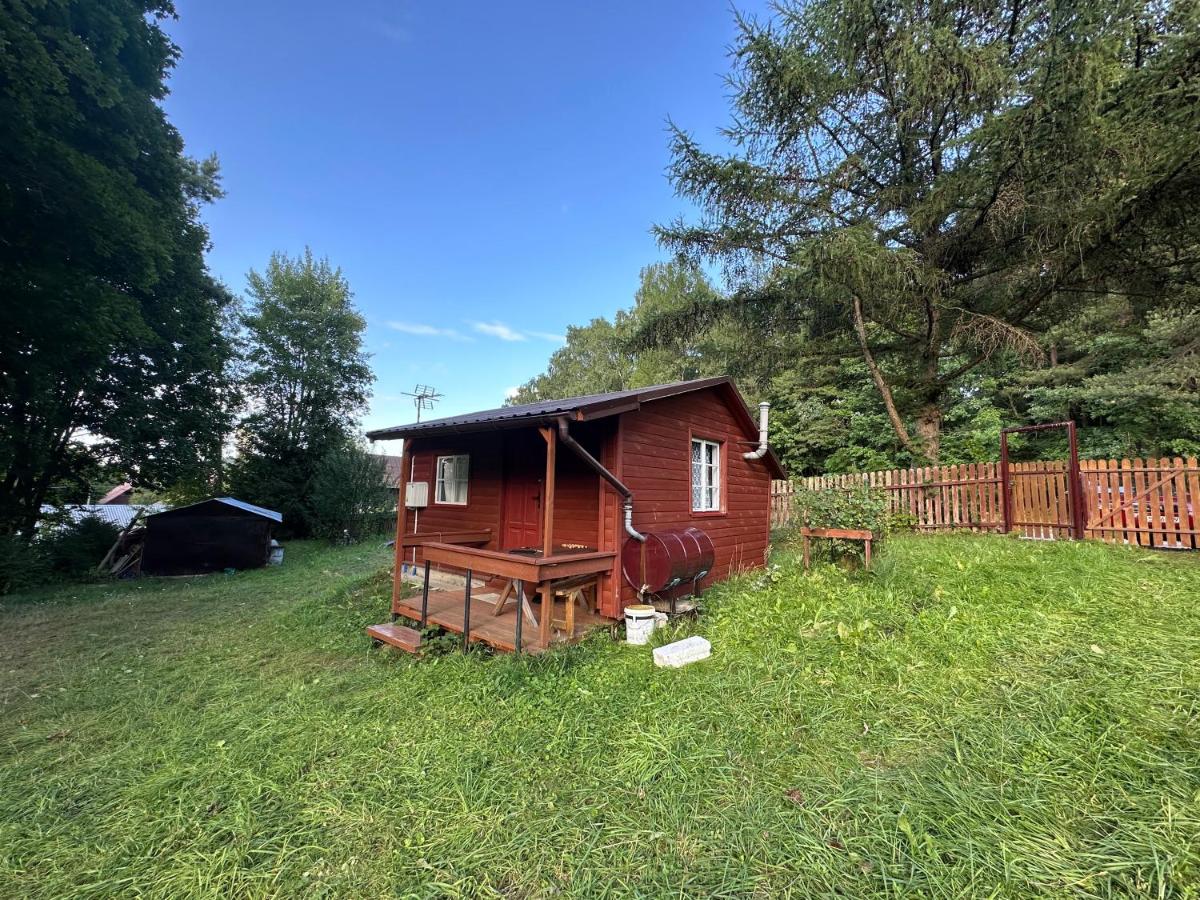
[{"xmin": 401, "ymin": 384, "xmax": 443, "ymax": 423}]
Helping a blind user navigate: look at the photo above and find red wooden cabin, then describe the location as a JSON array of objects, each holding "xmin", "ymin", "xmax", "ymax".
[{"xmin": 365, "ymin": 377, "xmax": 785, "ymax": 653}]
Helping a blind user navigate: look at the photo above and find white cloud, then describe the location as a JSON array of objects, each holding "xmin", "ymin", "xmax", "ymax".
[
  {"xmin": 472, "ymin": 321, "xmax": 527, "ymax": 342},
  {"xmin": 469, "ymin": 322, "xmax": 565, "ymax": 343},
  {"xmin": 386, "ymin": 321, "xmax": 471, "ymax": 342},
  {"xmin": 504, "ymin": 386, "xmax": 520, "ymax": 400}
]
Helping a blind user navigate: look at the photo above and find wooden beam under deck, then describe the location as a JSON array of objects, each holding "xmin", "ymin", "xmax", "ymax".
[{"xmin": 394, "ymin": 588, "xmax": 607, "ymax": 653}]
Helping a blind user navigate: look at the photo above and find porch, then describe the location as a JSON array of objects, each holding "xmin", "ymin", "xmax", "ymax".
[{"xmin": 395, "ymin": 541, "xmax": 617, "ymax": 652}]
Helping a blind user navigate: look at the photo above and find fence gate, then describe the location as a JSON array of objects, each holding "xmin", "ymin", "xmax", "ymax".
[{"xmin": 1000, "ymin": 421, "xmax": 1086, "ymax": 540}]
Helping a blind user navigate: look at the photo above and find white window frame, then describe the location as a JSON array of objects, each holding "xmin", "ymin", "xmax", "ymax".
[
  {"xmin": 691, "ymin": 438, "xmax": 722, "ymax": 513},
  {"xmin": 434, "ymin": 454, "xmax": 469, "ymax": 505}
]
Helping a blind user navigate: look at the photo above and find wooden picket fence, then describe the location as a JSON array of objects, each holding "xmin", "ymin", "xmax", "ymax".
[{"xmin": 771, "ymin": 456, "xmax": 1200, "ymax": 550}]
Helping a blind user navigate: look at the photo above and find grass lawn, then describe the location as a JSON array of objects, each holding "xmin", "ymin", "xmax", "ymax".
[{"xmin": 2, "ymin": 534, "xmax": 1199, "ymax": 898}]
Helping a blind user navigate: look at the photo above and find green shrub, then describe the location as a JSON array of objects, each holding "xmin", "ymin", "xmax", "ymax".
[
  {"xmin": 791, "ymin": 483, "xmax": 895, "ymax": 566},
  {"xmin": 307, "ymin": 441, "xmax": 394, "ymax": 543},
  {"xmin": 0, "ymin": 534, "xmax": 51, "ymax": 595},
  {"xmin": 38, "ymin": 515, "xmax": 122, "ymax": 578}
]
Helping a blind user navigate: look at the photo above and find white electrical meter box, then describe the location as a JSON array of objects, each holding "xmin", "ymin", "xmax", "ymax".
[{"xmin": 404, "ymin": 481, "xmax": 429, "ymax": 508}]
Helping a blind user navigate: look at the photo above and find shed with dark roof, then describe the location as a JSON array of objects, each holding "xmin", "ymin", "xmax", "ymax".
[{"xmin": 141, "ymin": 498, "xmax": 282, "ymax": 576}]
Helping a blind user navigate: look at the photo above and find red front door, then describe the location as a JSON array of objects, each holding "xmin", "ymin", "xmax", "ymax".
[{"xmin": 502, "ymin": 434, "xmax": 543, "ymax": 550}]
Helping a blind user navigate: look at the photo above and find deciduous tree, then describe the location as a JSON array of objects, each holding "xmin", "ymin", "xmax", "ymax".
[
  {"xmin": 229, "ymin": 250, "xmax": 373, "ymax": 536},
  {"xmin": 0, "ymin": 0, "xmax": 235, "ymax": 535}
]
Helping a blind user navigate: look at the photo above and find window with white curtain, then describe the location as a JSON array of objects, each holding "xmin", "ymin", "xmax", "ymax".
[
  {"xmin": 434, "ymin": 454, "xmax": 469, "ymax": 505},
  {"xmin": 691, "ymin": 438, "xmax": 721, "ymax": 512}
]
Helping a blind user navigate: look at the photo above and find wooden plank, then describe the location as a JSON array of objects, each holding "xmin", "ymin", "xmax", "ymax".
[
  {"xmin": 800, "ymin": 527, "xmax": 874, "ymax": 540},
  {"xmin": 1080, "ymin": 460, "xmax": 1097, "ymax": 541},
  {"xmin": 958, "ymin": 463, "xmax": 970, "ymax": 529},
  {"xmin": 1161, "ymin": 458, "xmax": 1179, "ymax": 548},
  {"xmin": 1052, "ymin": 460, "xmax": 1068, "ymax": 540},
  {"xmin": 1106, "ymin": 459, "xmax": 1121, "ymax": 543},
  {"xmin": 1149, "ymin": 458, "xmax": 1166, "ymax": 547},
  {"xmin": 1009, "ymin": 462, "xmax": 1023, "ymax": 536},
  {"xmin": 1162, "ymin": 458, "xmax": 1181, "ymax": 549},
  {"xmin": 1125, "ymin": 459, "xmax": 1145, "ymax": 546},
  {"xmin": 1187, "ymin": 457, "xmax": 1200, "ymax": 550},
  {"xmin": 401, "ymin": 529, "xmax": 492, "ymax": 547},
  {"xmin": 367, "ymin": 623, "xmax": 421, "ymax": 654},
  {"xmin": 972, "ymin": 462, "xmax": 984, "ymax": 531}
]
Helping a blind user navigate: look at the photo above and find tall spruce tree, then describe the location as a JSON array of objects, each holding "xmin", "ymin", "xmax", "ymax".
[
  {"xmin": 0, "ymin": 0, "xmax": 235, "ymax": 535},
  {"xmin": 652, "ymin": 0, "xmax": 1200, "ymax": 463}
]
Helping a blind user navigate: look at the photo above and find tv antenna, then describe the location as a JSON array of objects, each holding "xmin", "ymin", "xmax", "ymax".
[{"xmin": 401, "ymin": 384, "xmax": 443, "ymax": 422}]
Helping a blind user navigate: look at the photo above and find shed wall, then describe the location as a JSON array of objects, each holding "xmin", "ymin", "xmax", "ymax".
[{"xmin": 142, "ymin": 516, "xmax": 273, "ymax": 575}]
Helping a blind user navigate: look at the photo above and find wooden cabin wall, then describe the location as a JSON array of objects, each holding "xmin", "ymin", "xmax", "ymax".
[
  {"xmin": 402, "ymin": 423, "xmax": 608, "ymax": 561},
  {"xmin": 405, "ymin": 432, "xmax": 504, "ymax": 554},
  {"xmin": 615, "ymin": 387, "xmax": 773, "ymax": 611},
  {"xmin": 551, "ymin": 422, "xmax": 607, "ymax": 551}
]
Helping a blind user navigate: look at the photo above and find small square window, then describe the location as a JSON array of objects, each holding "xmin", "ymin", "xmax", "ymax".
[
  {"xmin": 691, "ymin": 438, "xmax": 721, "ymax": 512},
  {"xmin": 435, "ymin": 455, "xmax": 469, "ymax": 505}
]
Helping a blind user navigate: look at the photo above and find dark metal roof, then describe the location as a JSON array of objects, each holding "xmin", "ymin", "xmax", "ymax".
[
  {"xmin": 148, "ymin": 497, "xmax": 283, "ymax": 523},
  {"xmin": 365, "ymin": 377, "xmax": 735, "ymax": 441}
]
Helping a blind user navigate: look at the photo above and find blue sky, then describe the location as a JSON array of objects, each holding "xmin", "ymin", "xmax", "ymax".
[{"xmin": 162, "ymin": 1, "xmax": 769, "ymax": 433}]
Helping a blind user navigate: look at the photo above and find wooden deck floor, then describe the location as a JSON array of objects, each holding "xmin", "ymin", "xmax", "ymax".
[{"xmin": 394, "ymin": 587, "xmax": 609, "ymax": 653}]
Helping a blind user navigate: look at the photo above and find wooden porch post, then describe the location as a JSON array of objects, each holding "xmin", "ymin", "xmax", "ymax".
[
  {"xmin": 539, "ymin": 425, "xmax": 557, "ymax": 646},
  {"xmin": 541, "ymin": 425, "xmax": 556, "ymax": 556},
  {"xmin": 390, "ymin": 441, "xmax": 410, "ymax": 615}
]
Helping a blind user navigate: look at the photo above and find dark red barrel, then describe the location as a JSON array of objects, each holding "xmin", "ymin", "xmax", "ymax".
[{"xmin": 621, "ymin": 527, "xmax": 716, "ymax": 593}]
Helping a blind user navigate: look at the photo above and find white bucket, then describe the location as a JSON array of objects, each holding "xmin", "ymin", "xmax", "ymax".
[{"xmin": 624, "ymin": 604, "xmax": 658, "ymax": 645}]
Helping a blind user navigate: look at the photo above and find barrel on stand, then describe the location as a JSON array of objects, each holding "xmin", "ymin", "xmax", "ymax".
[{"xmin": 621, "ymin": 527, "xmax": 715, "ymax": 599}]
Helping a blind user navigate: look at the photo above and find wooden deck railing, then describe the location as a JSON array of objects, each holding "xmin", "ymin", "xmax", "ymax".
[{"xmin": 416, "ymin": 542, "xmax": 617, "ymax": 649}]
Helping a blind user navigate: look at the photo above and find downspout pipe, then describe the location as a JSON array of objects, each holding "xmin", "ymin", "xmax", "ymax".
[
  {"xmin": 743, "ymin": 402, "xmax": 771, "ymax": 460},
  {"xmin": 556, "ymin": 417, "xmax": 646, "ymax": 542}
]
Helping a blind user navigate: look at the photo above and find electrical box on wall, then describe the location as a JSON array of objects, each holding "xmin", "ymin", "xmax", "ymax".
[{"xmin": 404, "ymin": 482, "xmax": 429, "ymax": 508}]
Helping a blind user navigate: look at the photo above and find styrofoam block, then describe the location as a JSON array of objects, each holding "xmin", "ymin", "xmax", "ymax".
[{"xmin": 653, "ymin": 635, "xmax": 712, "ymax": 668}]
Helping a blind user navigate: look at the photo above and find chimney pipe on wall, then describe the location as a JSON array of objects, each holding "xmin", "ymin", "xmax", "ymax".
[{"xmin": 743, "ymin": 402, "xmax": 771, "ymax": 460}]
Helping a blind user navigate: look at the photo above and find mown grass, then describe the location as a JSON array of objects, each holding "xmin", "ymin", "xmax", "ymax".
[{"xmin": 2, "ymin": 535, "xmax": 1199, "ymax": 898}]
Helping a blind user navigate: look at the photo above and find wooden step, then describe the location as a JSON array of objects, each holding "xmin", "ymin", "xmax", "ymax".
[{"xmin": 367, "ymin": 623, "xmax": 422, "ymax": 654}]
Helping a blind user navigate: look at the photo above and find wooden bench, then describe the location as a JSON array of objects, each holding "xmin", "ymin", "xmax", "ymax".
[
  {"xmin": 549, "ymin": 574, "xmax": 599, "ymax": 638},
  {"xmin": 800, "ymin": 527, "xmax": 875, "ymax": 570}
]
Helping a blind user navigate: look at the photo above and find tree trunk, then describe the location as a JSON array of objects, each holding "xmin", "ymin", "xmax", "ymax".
[
  {"xmin": 850, "ymin": 295, "xmax": 922, "ymax": 459},
  {"xmin": 915, "ymin": 402, "xmax": 943, "ymax": 464}
]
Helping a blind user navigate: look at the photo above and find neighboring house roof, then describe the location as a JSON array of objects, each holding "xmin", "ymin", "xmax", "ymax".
[
  {"xmin": 148, "ymin": 497, "xmax": 283, "ymax": 523},
  {"xmin": 374, "ymin": 454, "xmax": 405, "ymax": 488},
  {"xmin": 97, "ymin": 483, "xmax": 133, "ymax": 504},
  {"xmin": 365, "ymin": 376, "xmax": 785, "ymax": 478},
  {"xmin": 42, "ymin": 503, "xmax": 166, "ymax": 530}
]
